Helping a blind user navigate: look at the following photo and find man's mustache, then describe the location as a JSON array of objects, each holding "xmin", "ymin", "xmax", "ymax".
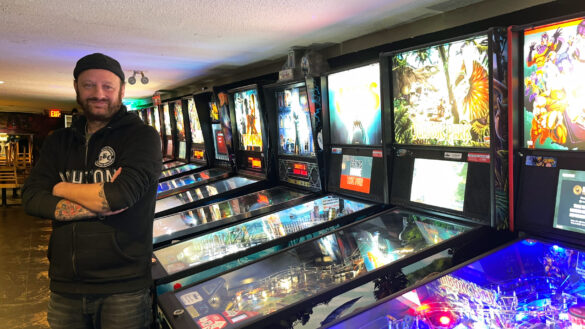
[{"xmin": 87, "ymin": 97, "xmax": 109, "ymax": 102}]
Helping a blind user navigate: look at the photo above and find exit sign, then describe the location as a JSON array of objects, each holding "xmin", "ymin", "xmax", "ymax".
[{"xmin": 49, "ymin": 109, "xmax": 61, "ymax": 118}]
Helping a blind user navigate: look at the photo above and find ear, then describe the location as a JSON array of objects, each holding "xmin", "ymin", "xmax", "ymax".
[
  {"xmin": 120, "ymin": 82, "xmax": 126, "ymax": 99},
  {"xmin": 73, "ymin": 80, "xmax": 78, "ymax": 93}
]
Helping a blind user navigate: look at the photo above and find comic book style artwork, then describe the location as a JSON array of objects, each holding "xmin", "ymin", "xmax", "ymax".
[
  {"xmin": 187, "ymin": 98, "xmax": 205, "ymax": 144},
  {"xmin": 524, "ymin": 17, "xmax": 585, "ymax": 150},
  {"xmin": 233, "ymin": 89, "xmax": 264, "ymax": 152},
  {"xmin": 278, "ymin": 87, "xmax": 315, "ymax": 156},
  {"xmin": 393, "ymin": 35, "xmax": 490, "ymax": 147},
  {"xmin": 328, "ymin": 63, "xmax": 382, "ymax": 146},
  {"xmin": 173, "ymin": 100, "xmax": 186, "ymax": 141}
]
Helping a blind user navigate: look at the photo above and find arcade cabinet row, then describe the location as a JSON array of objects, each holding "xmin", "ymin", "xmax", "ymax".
[
  {"xmin": 149, "ymin": 25, "xmax": 515, "ymax": 329},
  {"xmin": 310, "ymin": 13, "xmax": 585, "ymax": 329}
]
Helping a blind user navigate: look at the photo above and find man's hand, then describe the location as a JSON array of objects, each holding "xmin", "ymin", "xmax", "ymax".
[
  {"xmin": 97, "ymin": 167, "xmax": 128, "ymax": 216},
  {"xmin": 52, "ymin": 167, "xmax": 128, "ymax": 215}
]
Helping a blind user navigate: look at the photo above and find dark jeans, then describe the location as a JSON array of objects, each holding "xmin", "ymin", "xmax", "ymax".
[{"xmin": 47, "ymin": 288, "xmax": 152, "ymax": 329}]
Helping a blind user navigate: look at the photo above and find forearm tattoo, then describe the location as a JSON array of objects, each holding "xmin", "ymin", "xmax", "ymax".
[
  {"xmin": 54, "ymin": 199, "xmax": 96, "ymax": 221},
  {"xmin": 98, "ymin": 183, "xmax": 110, "ymax": 212}
]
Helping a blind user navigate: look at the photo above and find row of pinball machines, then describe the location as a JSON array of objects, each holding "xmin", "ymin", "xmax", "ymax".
[
  {"xmin": 152, "ymin": 25, "xmax": 515, "ymax": 329},
  {"xmin": 138, "ymin": 95, "xmax": 207, "ymax": 181},
  {"xmin": 307, "ymin": 12, "xmax": 585, "ymax": 329},
  {"xmin": 149, "ymin": 71, "xmax": 387, "ymax": 297}
]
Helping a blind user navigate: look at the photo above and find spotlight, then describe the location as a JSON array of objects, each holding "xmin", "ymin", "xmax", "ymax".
[
  {"xmin": 128, "ymin": 72, "xmax": 136, "ymax": 85},
  {"xmin": 127, "ymin": 70, "xmax": 149, "ymax": 85},
  {"xmin": 140, "ymin": 71, "xmax": 149, "ymax": 84}
]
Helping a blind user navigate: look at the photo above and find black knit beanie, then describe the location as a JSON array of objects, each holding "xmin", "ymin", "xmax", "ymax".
[{"xmin": 73, "ymin": 53, "xmax": 125, "ymax": 82}]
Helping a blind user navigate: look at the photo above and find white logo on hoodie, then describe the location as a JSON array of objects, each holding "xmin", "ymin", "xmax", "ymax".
[{"xmin": 95, "ymin": 146, "xmax": 115, "ymax": 168}]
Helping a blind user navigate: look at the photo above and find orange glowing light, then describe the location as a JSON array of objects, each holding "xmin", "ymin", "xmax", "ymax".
[
  {"xmin": 257, "ymin": 194, "xmax": 269, "ymax": 204},
  {"xmin": 49, "ymin": 109, "xmax": 61, "ymax": 118},
  {"xmin": 293, "ymin": 163, "xmax": 307, "ymax": 170},
  {"xmin": 248, "ymin": 157, "xmax": 262, "ymax": 169},
  {"xmin": 194, "ymin": 150, "xmax": 204, "ymax": 159}
]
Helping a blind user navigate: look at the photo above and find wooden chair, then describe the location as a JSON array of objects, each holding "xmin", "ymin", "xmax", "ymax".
[{"xmin": 0, "ymin": 165, "xmax": 19, "ymax": 206}]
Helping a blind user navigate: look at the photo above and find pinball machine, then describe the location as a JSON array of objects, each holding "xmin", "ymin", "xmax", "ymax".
[
  {"xmin": 318, "ymin": 13, "xmax": 585, "ymax": 329},
  {"xmin": 154, "ymin": 28, "xmax": 515, "ymax": 329},
  {"xmin": 151, "ymin": 75, "xmax": 383, "ymax": 293},
  {"xmin": 144, "ymin": 104, "xmax": 167, "ymax": 165},
  {"xmin": 160, "ymin": 101, "xmax": 181, "ymax": 165},
  {"xmin": 159, "ymin": 96, "xmax": 210, "ymax": 181},
  {"xmin": 153, "ymin": 85, "xmax": 276, "ymax": 213}
]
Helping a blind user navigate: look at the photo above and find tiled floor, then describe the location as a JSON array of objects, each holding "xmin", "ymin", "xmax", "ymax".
[{"xmin": 0, "ymin": 189, "xmax": 51, "ymax": 329}]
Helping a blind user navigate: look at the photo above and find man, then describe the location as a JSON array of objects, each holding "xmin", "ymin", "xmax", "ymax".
[{"xmin": 22, "ymin": 53, "xmax": 162, "ymax": 329}]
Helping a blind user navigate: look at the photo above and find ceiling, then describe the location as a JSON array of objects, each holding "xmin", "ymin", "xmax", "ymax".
[{"xmin": 0, "ymin": 0, "xmax": 547, "ymax": 113}]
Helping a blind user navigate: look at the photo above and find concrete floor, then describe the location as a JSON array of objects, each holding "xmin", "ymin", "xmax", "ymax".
[{"xmin": 0, "ymin": 189, "xmax": 51, "ymax": 329}]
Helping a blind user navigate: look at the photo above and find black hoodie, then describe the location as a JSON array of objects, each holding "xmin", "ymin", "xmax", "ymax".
[{"xmin": 22, "ymin": 106, "xmax": 162, "ymax": 294}]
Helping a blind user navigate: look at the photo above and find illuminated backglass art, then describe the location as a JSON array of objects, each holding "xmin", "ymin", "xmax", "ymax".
[
  {"xmin": 233, "ymin": 89, "xmax": 263, "ymax": 152},
  {"xmin": 162, "ymin": 103, "xmax": 172, "ymax": 137},
  {"xmin": 153, "ymin": 106, "xmax": 161, "ymax": 134},
  {"xmin": 146, "ymin": 108, "xmax": 153, "ymax": 127},
  {"xmin": 187, "ymin": 98, "xmax": 204, "ymax": 144},
  {"xmin": 523, "ymin": 17, "xmax": 585, "ymax": 150},
  {"xmin": 209, "ymin": 100, "xmax": 219, "ymax": 122},
  {"xmin": 340, "ymin": 155, "xmax": 373, "ymax": 194},
  {"xmin": 173, "ymin": 100, "xmax": 186, "ymax": 142},
  {"xmin": 277, "ymin": 87, "xmax": 314, "ymax": 156},
  {"xmin": 328, "ymin": 63, "xmax": 382, "ymax": 146},
  {"xmin": 393, "ymin": 34, "xmax": 490, "ymax": 147}
]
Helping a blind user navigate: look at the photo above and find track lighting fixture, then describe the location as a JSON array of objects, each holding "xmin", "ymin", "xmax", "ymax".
[{"xmin": 128, "ymin": 70, "xmax": 149, "ymax": 85}]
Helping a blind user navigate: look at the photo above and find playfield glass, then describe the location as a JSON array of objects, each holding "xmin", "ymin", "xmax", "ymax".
[
  {"xmin": 277, "ymin": 87, "xmax": 314, "ymax": 156},
  {"xmin": 328, "ymin": 63, "xmax": 382, "ymax": 146},
  {"xmin": 233, "ymin": 89, "xmax": 263, "ymax": 152},
  {"xmin": 187, "ymin": 98, "xmax": 205, "ymax": 144},
  {"xmin": 410, "ymin": 158, "xmax": 467, "ymax": 212},
  {"xmin": 160, "ymin": 163, "xmax": 201, "ymax": 179},
  {"xmin": 393, "ymin": 34, "xmax": 490, "ymax": 147},
  {"xmin": 153, "ymin": 195, "xmax": 372, "ymax": 276},
  {"xmin": 154, "ymin": 176, "xmax": 259, "ymax": 215},
  {"xmin": 165, "ymin": 208, "xmax": 471, "ymax": 329},
  {"xmin": 327, "ymin": 239, "xmax": 585, "ymax": 329},
  {"xmin": 156, "ymin": 168, "xmax": 228, "ymax": 196},
  {"xmin": 153, "ymin": 186, "xmax": 307, "ymax": 244},
  {"xmin": 523, "ymin": 17, "xmax": 585, "ymax": 150}
]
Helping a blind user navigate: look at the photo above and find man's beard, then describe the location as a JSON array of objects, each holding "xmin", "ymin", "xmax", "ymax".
[{"xmin": 77, "ymin": 90, "xmax": 123, "ymax": 122}]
